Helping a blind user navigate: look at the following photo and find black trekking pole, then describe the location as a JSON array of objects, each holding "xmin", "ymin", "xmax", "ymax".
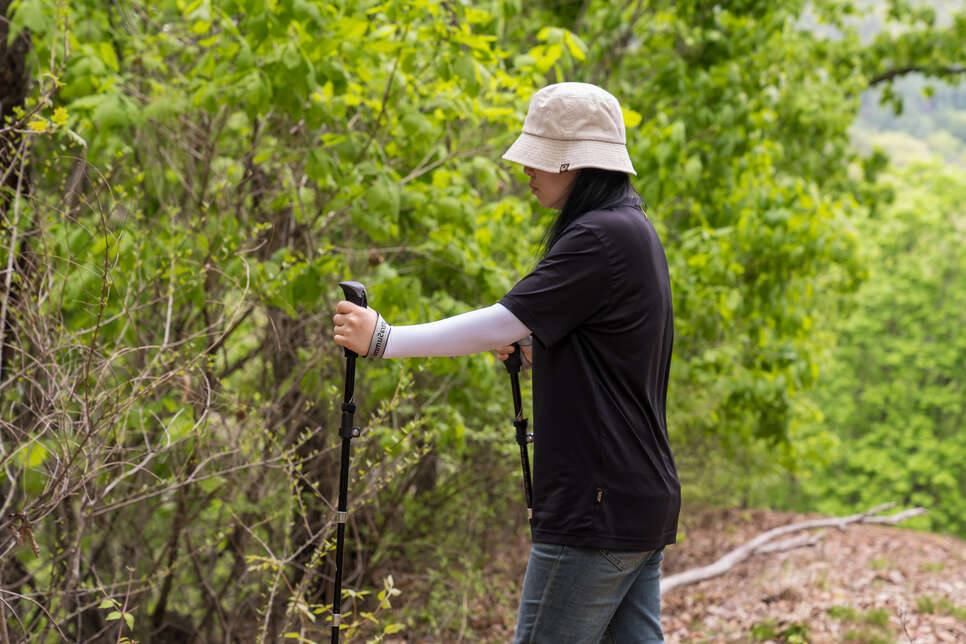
[
  {"xmin": 331, "ymin": 281, "xmax": 367, "ymax": 644},
  {"xmin": 504, "ymin": 342, "xmax": 534, "ymax": 534}
]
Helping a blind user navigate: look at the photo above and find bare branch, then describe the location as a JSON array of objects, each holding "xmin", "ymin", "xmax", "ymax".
[
  {"xmin": 869, "ymin": 66, "xmax": 966, "ymax": 86},
  {"xmin": 661, "ymin": 504, "xmax": 927, "ymax": 594}
]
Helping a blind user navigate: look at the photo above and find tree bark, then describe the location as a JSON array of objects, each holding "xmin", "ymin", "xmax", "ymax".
[
  {"xmin": 0, "ymin": 0, "xmax": 30, "ymax": 129},
  {"xmin": 0, "ymin": 0, "xmax": 32, "ymax": 388}
]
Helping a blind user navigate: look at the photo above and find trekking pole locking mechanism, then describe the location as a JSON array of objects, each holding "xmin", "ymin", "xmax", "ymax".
[
  {"xmin": 513, "ymin": 417, "xmax": 533, "ymax": 446},
  {"xmin": 340, "ymin": 401, "xmax": 361, "ymax": 439}
]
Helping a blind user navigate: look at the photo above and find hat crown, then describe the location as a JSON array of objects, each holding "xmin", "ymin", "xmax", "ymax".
[
  {"xmin": 501, "ymin": 82, "xmax": 636, "ymax": 175},
  {"xmin": 522, "ymin": 82, "xmax": 626, "ymax": 144}
]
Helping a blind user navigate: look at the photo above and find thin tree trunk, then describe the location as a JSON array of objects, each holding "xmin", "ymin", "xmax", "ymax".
[{"xmin": 0, "ymin": 0, "xmax": 32, "ymax": 389}]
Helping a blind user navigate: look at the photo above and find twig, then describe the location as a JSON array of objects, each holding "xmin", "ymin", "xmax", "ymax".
[{"xmin": 353, "ymin": 23, "xmax": 410, "ymax": 163}]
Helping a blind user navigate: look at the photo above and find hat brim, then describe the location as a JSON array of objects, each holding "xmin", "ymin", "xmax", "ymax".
[{"xmin": 501, "ymin": 132, "xmax": 636, "ymax": 176}]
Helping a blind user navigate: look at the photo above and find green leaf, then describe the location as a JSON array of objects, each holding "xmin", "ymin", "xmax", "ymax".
[
  {"xmin": 98, "ymin": 43, "xmax": 120, "ymax": 72},
  {"xmin": 453, "ymin": 55, "xmax": 479, "ymax": 95},
  {"xmin": 16, "ymin": 443, "xmax": 48, "ymax": 468},
  {"xmin": 337, "ymin": 17, "xmax": 368, "ymax": 40},
  {"xmin": 564, "ymin": 31, "xmax": 587, "ymax": 61},
  {"xmin": 368, "ymin": 175, "xmax": 400, "ymax": 222},
  {"xmin": 10, "ymin": 0, "xmax": 52, "ymax": 39},
  {"xmin": 90, "ymin": 95, "xmax": 131, "ymax": 129},
  {"xmin": 198, "ymin": 476, "xmax": 225, "ymax": 494}
]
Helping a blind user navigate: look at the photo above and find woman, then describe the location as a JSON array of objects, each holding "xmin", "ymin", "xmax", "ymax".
[{"xmin": 333, "ymin": 82, "xmax": 679, "ymax": 643}]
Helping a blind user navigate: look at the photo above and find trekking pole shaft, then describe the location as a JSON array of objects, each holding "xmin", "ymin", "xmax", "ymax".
[
  {"xmin": 332, "ymin": 280, "xmax": 366, "ymax": 644},
  {"xmin": 331, "ymin": 356, "xmax": 357, "ymax": 643},
  {"xmin": 331, "ymin": 435, "xmax": 351, "ymax": 644},
  {"xmin": 519, "ymin": 441, "xmax": 534, "ymax": 522},
  {"xmin": 508, "ymin": 369, "xmax": 534, "ymax": 527},
  {"xmin": 509, "ymin": 371, "xmax": 523, "ymax": 415}
]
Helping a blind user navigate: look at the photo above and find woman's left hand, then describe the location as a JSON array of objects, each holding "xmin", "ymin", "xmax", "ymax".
[
  {"xmin": 333, "ymin": 301, "xmax": 378, "ymax": 355},
  {"xmin": 494, "ymin": 342, "xmax": 532, "ymax": 368}
]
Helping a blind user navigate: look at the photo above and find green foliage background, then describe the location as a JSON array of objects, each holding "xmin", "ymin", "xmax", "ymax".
[
  {"xmin": 767, "ymin": 162, "xmax": 966, "ymax": 537},
  {"xmin": 1, "ymin": 0, "xmax": 964, "ymax": 641}
]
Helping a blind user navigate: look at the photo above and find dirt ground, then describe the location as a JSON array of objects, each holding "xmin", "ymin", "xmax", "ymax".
[
  {"xmin": 660, "ymin": 508, "xmax": 966, "ymax": 643},
  {"xmin": 387, "ymin": 508, "xmax": 966, "ymax": 642}
]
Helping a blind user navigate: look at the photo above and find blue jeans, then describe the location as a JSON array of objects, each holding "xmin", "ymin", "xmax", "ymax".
[{"xmin": 514, "ymin": 543, "xmax": 664, "ymax": 643}]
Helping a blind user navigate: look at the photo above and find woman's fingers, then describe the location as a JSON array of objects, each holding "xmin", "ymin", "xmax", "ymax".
[
  {"xmin": 332, "ymin": 301, "xmax": 378, "ymax": 355},
  {"xmin": 336, "ymin": 300, "xmax": 358, "ymax": 314},
  {"xmin": 494, "ymin": 344, "xmax": 532, "ymax": 366},
  {"xmin": 494, "ymin": 345, "xmax": 515, "ymax": 362}
]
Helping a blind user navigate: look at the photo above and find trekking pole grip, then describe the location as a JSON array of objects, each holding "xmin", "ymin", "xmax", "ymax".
[
  {"xmin": 338, "ymin": 281, "xmax": 368, "ymax": 359},
  {"xmin": 503, "ymin": 342, "xmax": 523, "ymax": 374},
  {"xmin": 339, "ymin": 281, "xmax": 367, "ymax": 308}
]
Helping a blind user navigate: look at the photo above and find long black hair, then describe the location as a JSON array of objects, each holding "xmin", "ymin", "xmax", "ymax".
[{"xmin": 540, "ymin": 167, "xmax": 633, "ymax": 257}]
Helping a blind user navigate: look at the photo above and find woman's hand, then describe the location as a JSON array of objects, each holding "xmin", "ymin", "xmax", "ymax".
[
  {"xmin": 495, "ymin": 343, "xmax": 533, "ymax": 367},
  {"xmin": 333, "ymin": 301, "xmax": 378, "ymax": 355}
]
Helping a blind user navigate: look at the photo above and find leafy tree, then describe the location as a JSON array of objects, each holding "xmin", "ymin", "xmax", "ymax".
[
  {"xmin": 3, "ymin": 0, "xmax": 537, "ymax": 639},
  {"xmin": 3, "ymin": 0, "xmax": 966, "ymax": 640},
  {"xmin": 779, "ymin": 163, "xmax": 966, "ymax": 537}
]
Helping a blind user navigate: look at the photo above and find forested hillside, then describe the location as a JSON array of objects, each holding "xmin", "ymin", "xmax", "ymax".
[
  {"xmin": 848, "ymin": 0, "xmax": 966, "ymax": 162},
  {"xmin": 853, "ymin": 74, "xmax": 966, "ymax": 162},
  {"xmin": 766, "ymin": 62, "xmax": 966, "ymax": 544},
  {"xmin": 779, "ymin": 163, "xmax": 966, "ymax": 536},
  {"xmin": 1, "ymin": 0, "xmax": 965, "ymax": 641}
]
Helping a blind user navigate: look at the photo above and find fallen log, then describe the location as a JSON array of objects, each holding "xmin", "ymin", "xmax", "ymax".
[{"xmin": 661, "ymin": 503, "xmax": 927, "ymax": 594}]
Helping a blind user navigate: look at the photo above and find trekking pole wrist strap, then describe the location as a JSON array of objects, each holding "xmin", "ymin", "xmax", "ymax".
[{"xmin": 366, "ymin": 313, "xmax": 392, "ymax": 358}]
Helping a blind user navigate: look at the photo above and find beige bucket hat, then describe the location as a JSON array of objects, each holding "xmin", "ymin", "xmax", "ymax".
[{"xmin": 502, "ymin": 82, "xmax": 636, "ymax": 176}]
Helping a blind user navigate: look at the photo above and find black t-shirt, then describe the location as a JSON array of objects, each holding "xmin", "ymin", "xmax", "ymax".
[{"xmin": 499, "ymin": 190, "xmax": 679, "ymax": 551}]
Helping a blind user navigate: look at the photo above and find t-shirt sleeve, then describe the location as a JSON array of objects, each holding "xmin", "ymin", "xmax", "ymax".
[{"xmin": 499, "ymin": 224, "xmax": 610, "ymax": 348}]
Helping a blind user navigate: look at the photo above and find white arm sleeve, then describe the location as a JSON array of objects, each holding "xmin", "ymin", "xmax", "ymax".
[{"xmin": 383, "ymin": 303, "xmax": 530, "ymax": 358}]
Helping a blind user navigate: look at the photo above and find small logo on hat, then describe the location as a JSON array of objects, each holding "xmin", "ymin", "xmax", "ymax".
[{"xmin": 559, "ymin": 163, "xmax": 570, "ymax": 172}]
